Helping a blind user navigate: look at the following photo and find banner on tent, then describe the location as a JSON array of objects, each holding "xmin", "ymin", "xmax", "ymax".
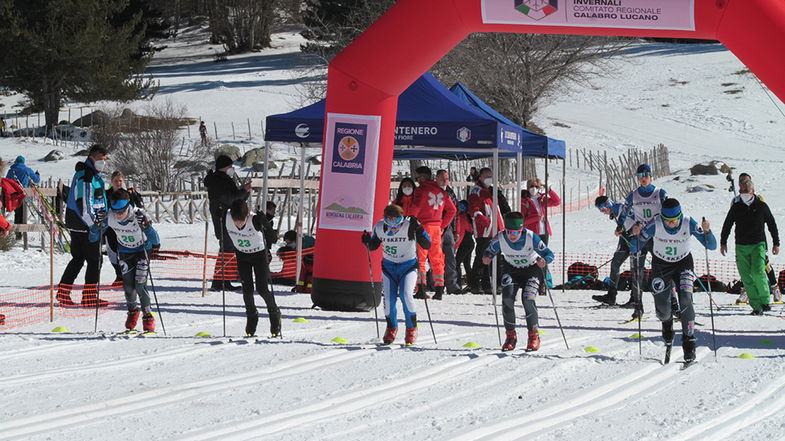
[
  {"xmin": 319, "ymin": 113, "xmax": 381, "ymax": 232},
  {"xmin": 482, "ymin": 0, "xmax": 695, "ymax": 31}
]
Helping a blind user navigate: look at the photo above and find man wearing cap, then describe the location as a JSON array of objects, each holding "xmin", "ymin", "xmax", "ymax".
[
  {"xmin": 5, "ymin": 155, "xmax": 40, "ymax": 238},
  {"xmin": 625, "ymin": 164, "xmax": 670, "ymax": 321},
  {"xmin": 633, "ymin": 198, "xmax": 716, "ymax": 364},
  {"xmin": 721, "ymin": 177, "xmax": 780, "ymax": 315},
  {"xmin": 204, "ymin": 155, "xmax": 251, "ymax": 291},
  {"xmin": 592, "ymin": 196, "xmax": 633, "ymax": 305}
]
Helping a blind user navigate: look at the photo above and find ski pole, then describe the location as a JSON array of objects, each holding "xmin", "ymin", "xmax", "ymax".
[
  {"xmin": 542, "ymin": 266, "xmax": 569, "ymax": 350},
  {"xmin": 143, "ymin": 244, "xmax": 167, "ymax": 337},
  {"xmin": 94, "ymin": 222, "xmax": 104, "ymax": 333},
  {"xmin": 423, "ymin": 293, "xmax": 437, "ymax": 345},
  {"xmin": 632, "ymin": 236, "xmax": 643, "ymax": 357},
  {"xmin": 363, "ymin": 242, "xmax": 381, "ymax": 340},
  {"xmin": 490, "ymin": 256, "xmax": 502, "ymax": 346},
  {"xmin": 692, "ymin": 271, "xmax": 722, "ymax": 311},
  {"xmin": 700, "ymin": 219, "xmax": 718, "ymax": 358},
  {"xmin": 220, "ymin": 209, "xmax": 227, "ymax": 338}
]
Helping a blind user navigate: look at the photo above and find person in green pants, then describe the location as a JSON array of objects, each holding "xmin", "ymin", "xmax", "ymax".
[{"xmin": 720, "ymin": 179, "xmax": 780, "ymax": 314}]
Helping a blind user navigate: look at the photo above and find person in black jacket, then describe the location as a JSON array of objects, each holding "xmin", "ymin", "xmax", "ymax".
[
  {"xmin": 204, "ymin": 155, "xmax": 251, "ymax": 291},
  {"xmin": 720, "ymin": 179, "xmax": 780, "ymax": 315}
]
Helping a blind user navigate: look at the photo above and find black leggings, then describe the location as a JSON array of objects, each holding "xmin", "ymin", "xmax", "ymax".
[{"xmin": 236, "ymin": 251, "xmax": 279, "ymax": 316}]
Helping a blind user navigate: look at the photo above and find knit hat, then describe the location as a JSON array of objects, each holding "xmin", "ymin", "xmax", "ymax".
[
  {"xmin": 215, "ymin": 155, "xmax": 233, "ymax": 170},
  {"xmin": 661, "ymin": 198, "xmax": 682, "ymax": 221},
  {"xmin": 14, "ymin": 156, "xmax": 24, "ymax": 164},
  {"xmin": 504, "ymin": 212, "xmax": 525, "ymax": 230}
]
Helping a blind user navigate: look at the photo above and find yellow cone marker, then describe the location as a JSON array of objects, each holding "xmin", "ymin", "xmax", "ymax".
[
  {"xmin": 758, "ymin": 339, "xmax": 773, "ymax": 345},
  {"xmin": 537, "ymin": 329, "xmax": 545, "ymax": 335},
  {"xmin": 629, "ymin": 333, "xmax": 643, "ymax": 339},
  {"xmin": 738, "ymin": 353, "xmax": 755, "ymax": 359},
  {"xmin": 584, "ymin": 346, "xmax": 600, "ymax": 353},
  {"xmin": 331, "ymin": 337, "xmax": 348, "ymax": 344},
  {"xmin": 292, "ymin": 317, "xmax": 308, "ymax": 323},
  {"xmin": 194, "ymin": 331, "xmax": 212, "ymax": 337},
  {"xmin": 463, "ymin": 341, "xmax": 481, "ymax": 348},
  {"xmin": 51, "ymin": 326, "xmax": 69, "ymax": 333}
]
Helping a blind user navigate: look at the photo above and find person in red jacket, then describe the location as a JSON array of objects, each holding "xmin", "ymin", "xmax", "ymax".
[
  {"xmin": 392, "ymin": 178, "xmax": 416, "ymax": 216},
  {"xmin": 467, "ymin": 167, "xmax": 504, "ymax": 294},
  {"xmin": 521, "ymin": 178, "xmax": 561, "ymax": 294},
  {"xmin": 410, "ymin": 166, "xmax": 456, "ymax": 300}
]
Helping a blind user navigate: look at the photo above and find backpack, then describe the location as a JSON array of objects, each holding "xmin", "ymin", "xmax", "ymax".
[
  {"xmin": 693, "ymin": 274, "xmax": 725, "ymax": 292},
  {"xmin": 565, "ymin": 262, "xmax": 599, "ymax": 289},
  {"xmin": 0, "ymin": 177, "xmax": 26, "ymax": 212}
]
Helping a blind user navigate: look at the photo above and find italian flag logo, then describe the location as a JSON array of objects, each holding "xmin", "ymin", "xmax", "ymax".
[{"xmin": 514, "ymin": 0, "xmax": 558, "ymax": 20}]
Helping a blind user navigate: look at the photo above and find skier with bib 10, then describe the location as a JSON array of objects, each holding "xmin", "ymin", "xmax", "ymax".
[{"xmin": 631, "ymin": 198, "xmax": 716, "ymax": 365}]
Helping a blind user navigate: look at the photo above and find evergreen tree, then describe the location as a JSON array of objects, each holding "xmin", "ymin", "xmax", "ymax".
[{"xmin": 0, "ymin": 0, "xmax": 158, "ymax": 133}]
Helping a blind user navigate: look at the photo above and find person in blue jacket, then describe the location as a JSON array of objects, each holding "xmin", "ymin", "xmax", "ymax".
[
  {"xmin": 58, "ymin": 145, "xmax": 109, "ymax": 307},
  {"xmin": 483, "ymin": 211, "xmax": 555, "ymax": 352},
  {"xmin": 592, "ymin": 195, "xmax": 634, "ymax": 306},
  {"xmin": 631, "ymin": 198, "xmax": 716, "ymax": 364},
  {"xmin": 362, "ymin": 204, "xmax": 431, "ymax": 346},
  {"xmin": 92, "ymin": 189, "xmax": 160, "ymax": 333},
  {"xmin": 5, "ymin": 155, "xmax": 40, "ymax": 235}
]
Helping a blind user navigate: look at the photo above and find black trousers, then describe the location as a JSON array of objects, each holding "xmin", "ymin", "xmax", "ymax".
[
  {"xmin": 469, "ymin": 237, "xmax": 492, "ymax": 289},
  {"xmin": 455, "ymin": 234, "xmax": 474, "ymax": 282},
  {"xmin": 236, "ymin": 251, "xmax": 279, "ymax": 317},
  {"xmin": 59, "ymin": 230, "xmax": 102, "ymax": 295}
]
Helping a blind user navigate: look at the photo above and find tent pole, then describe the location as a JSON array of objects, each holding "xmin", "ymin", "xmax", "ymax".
[
  {"xmin": 562, "ymin": 158, "xmax": 566, "ymax": 292},
  {"xmin": 516, "ymin": 152, "xmax": 523, "ymax": 211},
  {"xmin": 491, "ymin": 150, "xmax": 502, "ymax": 346},
  {"xmin": 262, "ymin": 141, "xmax": 270, "ymax": 212},
  {"xmin": 296, "ymin": 145, "xmax": 306, "ymax": 285}
]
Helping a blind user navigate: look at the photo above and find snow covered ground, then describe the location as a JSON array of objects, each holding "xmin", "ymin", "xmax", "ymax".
[{"xmin": 2, "ymin": 30, "xmax": 785, "ymax": 441}]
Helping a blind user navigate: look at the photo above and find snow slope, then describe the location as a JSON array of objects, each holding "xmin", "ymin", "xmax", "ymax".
[{"xmin": 3, "ymin": 33, "xmax": 785, "ymax": 441}]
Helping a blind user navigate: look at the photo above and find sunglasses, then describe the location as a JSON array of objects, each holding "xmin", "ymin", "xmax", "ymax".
[{"xmin": 636, "ymin": 172, "xmax": 652, "ymax": 179}]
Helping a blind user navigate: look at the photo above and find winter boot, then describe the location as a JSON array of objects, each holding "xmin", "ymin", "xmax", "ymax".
[
  {"xmin": 382, "ymin": 327, "xmax": 398, "ymax": 345},
  {"xmin": 413, "ymin": 284, "xmax": 430, "ymax": 299},
  {"xmin": 142, "ymin": 313, "xmax": 155, "ymax": 333},
  {"xmin": 592, "ymin": 287, "xmax": 617, "ymax": 306},
  {"xmin": 631, "ymin": 305, "xmax": 644, "ymax": 321},
  {"xmin": 682, "ymin": 334, "xmax": 696, "ymax": 363},
  {"xmin": 735, "ymin": 288, "xmax": 748, "ymax": 305},
  {"xmin": 56, "ymin": 286, "xmax": 75, "ymax": 307},
  {"xmin": 81, "ymin": 295, "xmax": 109, "ymax": 308},
  {"xmin": 502, "ymin": 329, "xmax": 517, "ymax": 352},
  {"xmin": 405, "ymin": 327, "xmax": 418, "ymax": 346},
  {"xmin": 773, "ymin": 285, "xmax": 783, "ymax": 303},
  {"xmin": 269, "ymin": 309, "xmax": 282, "ymax": 338},
  {"xmin": 432, "ymin": 286, "xmax": 444, "ymax": 301},
  {"xmin": 662, "ymin": 319, "xmax": 674, "ymax": 346},
  {"xmin": 526, "ymin": 329, "xmax": 541, "ymax": 352},
  {"xmin": 125, "ymin": 308, "xmax": 140, "ymax": 331},
  {"xmin": 762, "ymin": 304, "xmax": 772, "ymax": 312},
  {"xmin": 245, "ymin": 313, "xmax": 259, "ymax": 336}
]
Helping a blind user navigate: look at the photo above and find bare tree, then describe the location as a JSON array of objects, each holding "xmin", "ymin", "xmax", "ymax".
[
  {"xmin": 433, "ymin": 33, "xmax": 631, "ymax": 132},
  {"xmin": 208, "ymin": 0, "xmax": 278, "ymax": 53}
]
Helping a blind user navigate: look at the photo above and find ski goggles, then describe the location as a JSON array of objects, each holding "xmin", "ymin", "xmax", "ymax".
[
  {"xmin": 384, "ymin": 216, "xmax": 404, "ymax": 228},
  {"xmin": 635, "ymin": 172, "xmax": 652, "ymax": 179},
  {"xmin": 110, "ymin": 198, "xmax": 130, "ymax": 212},
  {"xmin": 504, "ymin": 227, "xmax": 524, "ymax": 236},
  {"xmin": 596, "ymin": 201, "xmax": 612, "ymax": 212},
  {"xmin": 660, "ymin": 210, "xmax": 682, "ymax": 222}
]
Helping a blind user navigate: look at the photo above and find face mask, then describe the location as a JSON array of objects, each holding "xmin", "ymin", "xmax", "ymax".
[
  {"xmin": 225, "ymin": 167, "xmax": 235, "ymax": 178},
  {"xmin": 740, "ymin": 193, "xmax": 754, "ymax": 205},
  {"xmin": 93, "ymin": 159, "xmax": 107, "ymax": 173},
  {"xmin": 402, "ymin": 187, "xmax": 413, "ymax": 196},
  {"xmin": 483, "ymin": 178, "xmax": 493, "ymax": 187},
  {"xmin": 528, "ymin": 187, "xmax": 539, "ymax": 196},
  {"xmin": 439, "ymin": 185, "xmax": 447, "ymax": 190}
]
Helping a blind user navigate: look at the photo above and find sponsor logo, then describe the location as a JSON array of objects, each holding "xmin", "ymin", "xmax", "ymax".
[
  {"xmin": 427, "ymin": 192, "xmax": 444, "ymax": 210},
  {"xmin": 331, "ymin": 123, "xmax": 367, "ymax": 175},
  {"xmin": 457, "ymin": 126, "xmax": 472, "ymax": 143},
  {"xmin": 514, "ymin": 0, "xmax": 558, "ymax": 20},
  {"xmin": 295, "ymin": 123, "xmax": 310, "ymax": 138},
  {"xmin": 338, "ymin": 136, "xmax": 360, "ymax": 161}
]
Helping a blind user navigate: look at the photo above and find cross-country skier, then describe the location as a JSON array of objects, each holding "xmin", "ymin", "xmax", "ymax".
[
  {"xmin": 362, "ymin": 204, "xmax": 431, "ymax": 346},
  {"xmin": 482, "ymin": 212, "xmax": 555, "ymax": 352},
  {"xmin": 91, "ymin": 189, "xmax": 160, "ymax": 334},
  {"xmin": 632, "ymin": 198, "xmax": 716, "ymax": 364},
  {"xmin": 592, "ymin": 196, "xmax": 633, "ymax": 306},
  {"xmin": 226, "ymin": 199, "xmax": 281, "ymax": 337},
  {"xmin": 625, "ymin": 164, "xmax": 670, "ymax": 321}
]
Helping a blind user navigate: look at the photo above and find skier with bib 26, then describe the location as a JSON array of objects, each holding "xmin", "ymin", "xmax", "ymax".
[
  {"xmin": 91, "ymin": 189, "xmax": 160, "ymax": 334},
  {"xmin": 362, "ymin": 204, "xmax": 431, "ymax": 346},
  {"xmin": 226, "ymin": 199, "xmax": 282, "ymax": 337},
  {"xmin": 482, "ymin": 212, "xmax": 555, "ymax": 352},
  {"xmin": 632, "ymin": 198, "xmax": 716, "ymax": 364}
]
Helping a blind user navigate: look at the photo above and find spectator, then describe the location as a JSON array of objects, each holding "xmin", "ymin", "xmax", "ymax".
[
  {"xmin": 467, "ymin": 166, "xmax": 479, "ymax": 182},
  {"xmin": 392, "ymin": 178, "xmax": 416, "ymax": 216},
  {"xmin": 199, "ymin": 121, "xmax": 208, "ymax": 146},
  {"xmin": 58, "ymin": 145, "xmax": 110, "ymax": 308},
  {"xmin": 721, "ymin": 178, "xmax": 780, "ymax": 315},
  {"xmin": 436, "ymin": 169, "xmax": 462, "ymax": 294},
  {"xmin": 204, "ymin": 155, "xmax": 251, "ymax": 291},
  {"xmin": 454, "ymin": 200, "xmax": 474, "ymax": 289},
  {"xmin": 520, "ymin": 177, "xmax": 561, "ymax": 294},
  {"xmin": 271, "ymin": 230, "xmax": 315, "ymax": 286},
  {"xmin": 104, "ymin": 171, "xmax": 145, "ymax": 285},
  {"xmin": 0, "ymin": 117, "xmax": 6, "ymax": 137},
  {"xmin": 467, "ymin": 167, "xmax": 503, "ymax": 294},
  {"xmin": 6, "ymin": 156, "xmax": 40, "ymax": 239},
  {"xmin": 0, "ymin": 158, "xmax": 10, "ymax": 237}
]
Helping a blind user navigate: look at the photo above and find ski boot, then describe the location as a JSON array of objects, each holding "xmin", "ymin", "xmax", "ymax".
[
  {"xmin": 682, "ymin": 334, "xmax": 696, "ymax": 364},
  {"xmin": 619, "ymin": 298, "xmax": 637, "ymax": 309},
  {"xmin": 413, "ymin": 284, "xmax": 430, "ymax": 300},
  {"xmin": 404, "ymin": 327, "xmax": 418, "ymax": 346},
  {"xmin": 245, "ymin": 312, "xmax": 259, "ymax": 337},
  {"xmin": 762, "ymin": 304, "xmax": 772, "ymax": 312},
  {"xmin": 432, "ymin": 286, "xmax": 444, "ymax": 301},
  {"xmin": 735, "ymin": 288, "xmax": 748, "ymax": 305},
  {"xmin": 526, "ymin": 329, "xmax": 541, "ymax": 352},
  {"xmin": 142, "ymin": 313, "xmax": 155, "ymax": 333},
  {"xmin": 269, "ymin": 309, "xmax": 282, "ymax": 338},
  {"xmin": 592, "ymin": 287, "xmax": 617, "ymax": 306},
  {"xmin": 125, "ymin": 308, "xmax": 140, "ymax": 331},
  {"xmin": 631, "ymin": 305, "xmax": 644, "ymax": 321},
  {"xmin": 382, "ymin": 327, "xmax": 398, "ymax": 345},
  {"xmin": 501, "ymin": 329, "xmax": 517, "ymax": 352}
]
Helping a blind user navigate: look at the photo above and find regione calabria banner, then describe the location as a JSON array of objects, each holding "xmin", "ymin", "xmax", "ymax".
[
  {"xmin": 319, "ymin": 113, "xmax": 381, "ymax": 232},
  {"xmin": 482, "ymin": 0, "xmax": 694, "ymax": 31}
]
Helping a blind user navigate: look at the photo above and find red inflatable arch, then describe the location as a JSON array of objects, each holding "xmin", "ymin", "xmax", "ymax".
[{"xmin": 312, "ymin": 0, "xmax": 785, "ymax": 311}]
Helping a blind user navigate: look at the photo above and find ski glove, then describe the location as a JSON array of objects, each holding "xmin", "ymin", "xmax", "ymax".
[
  {"xmin": 94, "ymin": 209, "xmax": 107, "ymax": 225},
  {"xmin": 361, "ymin": 231, "xmax": 372, "ymax": 246},
  {"xmin": 135, "ymin": 211, "xmax": 150, "ymax": 229}
]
